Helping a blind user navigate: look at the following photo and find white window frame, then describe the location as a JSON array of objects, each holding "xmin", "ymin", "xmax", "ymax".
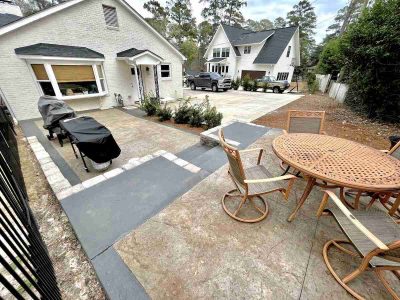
[
  {"xmin": 221, "ymin": 47, "xmax": 230, "ymax": 58},
  {"xmin": 160, "ymin": 63, "xmax": 172, "ymax": 80},
  {"xmin": 213, "ymin": 48, "xmax": 221, "ymax": 58},
  {"xmin": 102, "ymin": 5, "xmax": 119, "ymax": 29},
  {"xmin": 244, "ymin": 46, "xmax": 251, "ymax": 54},
  {"xmin": 28, "ymin": 60, "xmax": 108, "ymax": 100}
]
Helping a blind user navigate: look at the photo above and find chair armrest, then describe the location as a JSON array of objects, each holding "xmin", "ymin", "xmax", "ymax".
[
  {"xmin": 239, "ymin": 148, "xmax": 263, "ymax": 153},
  {"xmin": 380, "ymin": 149, "xmax": 389, "ymax": 153},
  {"xmin": 321, "ymin": 131, "xmax": 327, "ymax": 135},
  {"xmin": 319, "ymin": 190, "xmax": 389, "ymax": 251},
  {"xmin": 244, "ymin": 174, "xmax": 296, "ymax": 184},
  {"xmin": 282, "ymin": 129, "xmax": 288, "ymax": 134}
]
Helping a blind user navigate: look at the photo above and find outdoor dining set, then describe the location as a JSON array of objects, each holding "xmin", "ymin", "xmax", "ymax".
[{"xmin": 219, "ymin": 110, "xmax": 400, "ymax": 300}]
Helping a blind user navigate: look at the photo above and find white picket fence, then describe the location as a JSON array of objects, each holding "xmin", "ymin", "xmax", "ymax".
[{"xmin": 315, "ymin": 74, "xmax": 349, "ymax": 103}]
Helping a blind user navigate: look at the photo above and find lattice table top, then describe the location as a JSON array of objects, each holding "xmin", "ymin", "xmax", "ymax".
[{"xmin": 272, "ymin": 133, "xmax": 400, "ymax": 191}]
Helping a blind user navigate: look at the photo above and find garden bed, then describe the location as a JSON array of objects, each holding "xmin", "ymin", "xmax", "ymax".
[
  {"xmin": 144, "ymin": 115, "xmax": 205, "ymax": 135},
  {"xmin": 253, "ymin": 93, "xmax": 399, "ymax": 150}
]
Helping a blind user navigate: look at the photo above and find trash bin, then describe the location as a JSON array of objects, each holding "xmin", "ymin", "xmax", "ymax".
[{"xmin": 389, "ymin": 135, "xmax": 400, "ymax": 149}]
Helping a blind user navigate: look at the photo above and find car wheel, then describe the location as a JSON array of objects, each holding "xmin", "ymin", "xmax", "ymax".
[
  {"xmin": 190, "ymin": 82, "xmax": 196, "ymax": 90},
  {"xmin": 273, "ymin": 87, "xmax": 280, "ymax": 93},
  {"xmin": 212, "ymin": 84, "xmax": 218, "ymax": 92},
  {"xmin": 223, "ymin": 88, "xmax": 228, "ymax": 91}
]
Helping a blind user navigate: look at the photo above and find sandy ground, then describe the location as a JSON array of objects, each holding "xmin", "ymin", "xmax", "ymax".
[
  {"xmin": 16, "ymin": 126, "xmax": 105, "ymax": 300},
  {"xmin": 253, "ymin": 93, "xmax": 399, "ymax": 150}
]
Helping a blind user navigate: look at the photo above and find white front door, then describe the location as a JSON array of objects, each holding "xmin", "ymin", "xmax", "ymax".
[{"xmin": 130, "ymin": 67, "xmax": 140, "ymax": 103}]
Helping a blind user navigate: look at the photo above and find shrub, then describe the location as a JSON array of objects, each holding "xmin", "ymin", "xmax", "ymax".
[
  {"xmin": 189, "ymin": 103, "xmax": 205, "ymax": 127},
  {"xmin": 231, "ymin": 78, "xmax": 241, "ymax": 90},
  {"xmin": 174, "ymin": 98, "xmax": 193, "ymax": 124},
  {"xmin": 251, "ymin": 80, "xmax": 258, "ymax": 92},
  {"xmin": 242, "ymin": 75, "xmax": 251, "ymax": 91},
  {"xmin": 262, "ymin": 82, "xmax": 268, "ymax": 93},
  {"xmin": 157, "ymin": 104, "xmax": 173, "ymax": 121},
  {"xmin": 339, "ymin": 0, "xmax": 400, "ymax": 122},
  {"xmin": 306, "ymin": 72, "xmax": 318, "ymax": 94},
  {"xmin": 141, "ymin": 94, "xmax": 160, "ymax": 116},
  {"xmin": 204, "ymin": 100, "xmax": 223, "ymax": 129}
]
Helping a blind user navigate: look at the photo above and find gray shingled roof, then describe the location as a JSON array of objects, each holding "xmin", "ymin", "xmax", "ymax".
[
  {"xmin": 207, "ymin": 57, "xmax": 227, "ymax": 63},
  {"xmin": 253, "ymin": 26, "xmax": 297, "ymax": 64},
  {"xmin": 116, "ymin": 48, "xmax": 163, "ymax": 60},
  {"xmin": 14, "ymin": 43, "xmax": 104, "ymax": 58},
  {"xmin": 0, "ymin": 13, "xmax": 21, "ymax": 27},
  {"xmin": 221, "ymin": 24, "xmax": 297, "ymax": 64}
]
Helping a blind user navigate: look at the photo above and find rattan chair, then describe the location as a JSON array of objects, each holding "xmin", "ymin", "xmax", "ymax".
[
  {"xmin": 219, "ymin": 128, "xmax": 296, "ymax": 223},
  {"xmin": 317, "ymin": 190, "xmax": 400, "ymax": 300},
  {"xmin": 281, "ymin": 110, "xmax": 326, "ymax": 175}
]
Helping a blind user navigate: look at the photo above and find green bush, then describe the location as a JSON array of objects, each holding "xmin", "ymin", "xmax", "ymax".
[
  {"xmin": 306, "ymin": 73, "xmax": 318, "ymax": 94},
  {"xmin": 188, "ymin": 103, "xmax": 205, "ymax": 127},
  {"xmin": 231, "ymin": 78, "xmax": 241, "ymax": 90},
  {"xmin": 157, "ymin": 104, "xmax": 173, "ymax": 121},
  {"xmin": 251, "ymin": 80, "xmax": 258, "ymax": 92},
  {"xmin": 140, "ymin": 94, "xmax": 160, "ymax": 116},
  {"xmin": 262, "ymin": 82, "xmax": 268, "ymax": 93},
  {"xmin": 339, "ymin": 0, "xmax": 400, "ymax": 122},
  {"xmin": 316, "ymin": 38, "xmax": 343, "ymax": 75},
  {"xmin": 204, "ymin": 100, "xmax": 223, "ymax": 129},
  {"xmin": 174, "ymin": 99, "xmax": 193, "ymax": 124},
  {"xmin": 242, "ymin": 75, "xmax": 251, "ymax": 91}
]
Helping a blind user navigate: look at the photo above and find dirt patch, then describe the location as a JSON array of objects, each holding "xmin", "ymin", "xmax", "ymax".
[
  {"xmin": 144, "ymin": 115, "xmax": 205, "ymax": 135},
  {"xmin": 253, "ymin": 93, "xmax": 399, "ymax": 150},
  {"xmin": 16, "ymin": 126, "xmax": 105, "ymax": 300}
]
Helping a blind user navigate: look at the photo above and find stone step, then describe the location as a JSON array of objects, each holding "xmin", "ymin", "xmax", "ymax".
[
  {"xmin": 190, "ymin": 146, "xmax": 227, "ymax": 173},
  {"xmin": 176, "ymin": 143, "xmax": 213, "ymax": 162}
]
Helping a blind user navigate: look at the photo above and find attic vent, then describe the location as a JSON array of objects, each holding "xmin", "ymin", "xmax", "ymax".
[{"xmin": 102, "ymin": 5, "xmax": 118, "ymax": 28}]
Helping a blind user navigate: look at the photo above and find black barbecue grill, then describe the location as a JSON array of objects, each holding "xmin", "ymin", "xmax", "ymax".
[
  {"xmin": 38, "ymin": 96, "xmax": 76, "ymax": 146},
  {"xmin": 60, "ymin": 116, "xmax": 121, "ymax": 172}
]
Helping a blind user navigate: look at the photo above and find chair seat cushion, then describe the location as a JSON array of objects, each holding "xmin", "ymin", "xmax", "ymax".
[
  {"xmin": 327, "ymin": 206, "xmax": 400, "ymax": 267},
  {"xmin": 240, "ymin": 165, "xmax": 282, "ymax": 195}
]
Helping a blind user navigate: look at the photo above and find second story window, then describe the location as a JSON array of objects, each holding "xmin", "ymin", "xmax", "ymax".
[
  {"xmin": 213, "ymin": 48, "xmax": 221, "ymax": 58},
  {"xmin": 286, "ymin": 46, "xmax": 291, "ymax": 57},
  {"xmin": 221, "ymin": 47, "xmax": 230, "ymax": 58},
  {"xmin": 244, "ymin": 46, "xmax": 251, "ymax": 54},
  {"xmin": 102, "ymin": 5, "xmax": 119, "ymax": 28}
]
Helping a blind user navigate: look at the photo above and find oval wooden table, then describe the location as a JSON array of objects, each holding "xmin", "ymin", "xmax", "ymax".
[{"xmin": 272, "ymin": 133, "xmax": 400, "ymax": 222}]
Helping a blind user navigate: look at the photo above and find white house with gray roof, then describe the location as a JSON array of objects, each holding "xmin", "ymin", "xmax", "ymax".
[
  {"xmin": 0, "ymin": 0, "xmax": 185, "ymax": 121},
  {"xmin": 205, "ymin": 24, "xmax": 300, "ymax": 82}
]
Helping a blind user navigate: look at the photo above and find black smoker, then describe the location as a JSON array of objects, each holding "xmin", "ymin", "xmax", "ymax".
[{"xmin": 38, "ymin": 96, "xmax": 76, "ymax": 146}]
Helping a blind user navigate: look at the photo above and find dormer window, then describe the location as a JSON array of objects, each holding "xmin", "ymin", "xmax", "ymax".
[
  {"xmin": 286, "ymin": 46, "xmax": 291, "ymax": 57},
  {"xmin": 244, "ymin": 46, "xmax": 251, "ymax": 54},
  {"xmin": 102, "ymin": 5, "xmax": 119, "ymax": 28}
]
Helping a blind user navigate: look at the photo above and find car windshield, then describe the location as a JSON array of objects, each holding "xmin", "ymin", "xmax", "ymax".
[
  {"xmin": 210, "ymin": 72, "xmax": 222, "ymax": 80},
  {"xmin": 269, "ymin": 76, "xmax": 277, "ymax": 81}
]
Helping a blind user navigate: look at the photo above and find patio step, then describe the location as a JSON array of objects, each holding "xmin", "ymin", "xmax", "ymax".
[
  {"xmin": 176, "ymin": 143, "xmax": 214, "ymax": 162},
  {"xmin": 188, "ymin": 147, "xmax": 227, "ymax": 173}
]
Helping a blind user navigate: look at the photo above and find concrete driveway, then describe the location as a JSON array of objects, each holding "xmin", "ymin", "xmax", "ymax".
[{"xmin": 183, "ymin": 88, "xmax": 303, "ymax": 123}]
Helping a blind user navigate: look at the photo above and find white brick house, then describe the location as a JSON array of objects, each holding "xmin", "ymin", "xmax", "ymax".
[
  {"xmin": 204, "ymin": 24, "xmax": 300, "ymax": 82},
  {"xmin": 0, "ymin": 0, "xmax": 185, "ymax": 121}
]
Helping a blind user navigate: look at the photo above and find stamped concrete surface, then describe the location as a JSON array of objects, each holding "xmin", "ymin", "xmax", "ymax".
[
  {"xmin": 34, "ymin": 108, "xmax": 198, "ymax": 181},
  {"xmin": 182, "ymin": 89, "xmax": 302, "ymax": 123},
  {"xmin": 114, "ymin": 130, "xmax": 398, "ymax": 300}
]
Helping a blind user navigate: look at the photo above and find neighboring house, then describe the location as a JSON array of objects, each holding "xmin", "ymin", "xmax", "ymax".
[
  {"xmin": 204, "ymin": 24, "xmax": 300, "ymax": 82},
  {"xmin": 0, "ymin": 0, "xmax": 185, "ymax": 121}
]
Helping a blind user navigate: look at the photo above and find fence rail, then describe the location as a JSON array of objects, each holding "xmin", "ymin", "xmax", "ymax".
[{"xmin": 0, "ymin": 105, "xmax": 61, "ymax": 299}]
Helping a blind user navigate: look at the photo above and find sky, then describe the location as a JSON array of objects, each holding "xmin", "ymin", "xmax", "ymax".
[{"xmin": 126, "ymin": 0, "xmax": 348, "ymax": 44}]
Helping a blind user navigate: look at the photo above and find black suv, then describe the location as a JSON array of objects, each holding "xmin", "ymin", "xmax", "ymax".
[{"xmin": 187, "ymin": 72, "xmax": 231, "ymax": 92}]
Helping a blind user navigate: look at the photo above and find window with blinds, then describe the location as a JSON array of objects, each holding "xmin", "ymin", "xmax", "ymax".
[
  {"xmin": 102, "ymin": 5, "xmax": 119, "ymax": 28},
  {"xmin": 277, "ymin": 72, "xmax": 289, "ymax": 80},
  {"xmin": 31, "ymin": 64, "xmax": 107, "ymax": 98}
]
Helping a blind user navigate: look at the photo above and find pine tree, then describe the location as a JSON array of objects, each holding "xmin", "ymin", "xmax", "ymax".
[
  {"xmin": 223, "ymin": 0, "xmax": 247, "ymax": 26},
  {"xmin": 245, "ymin": 18, "xmax": 273, "ymax": 31},
  {"xmin": 273, "ymin": 17, "xmax": 286, "ymax": 28},
  {"xmin": 143, "ymin": 0, "xmax": 170, "ymax": 34},
  {"xmin": 167, "ymin": 0, "xmax": 197, "ymax": 46}
]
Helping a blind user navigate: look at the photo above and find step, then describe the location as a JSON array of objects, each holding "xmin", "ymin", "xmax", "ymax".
[
  {"xmin": 176, "ymin": 143, "xmax": 213, "ymax": 162},
  {"xmin": 190, "ymin": 146, "xmax": 227, "ymax": 173}
]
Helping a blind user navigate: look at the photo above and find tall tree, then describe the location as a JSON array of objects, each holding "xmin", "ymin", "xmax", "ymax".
[
  {"xmin": 180, "ymin": 38, "xmax": 199, "ymax": 68},
  {"xmin": 200, "ymin": 0, "xmax": 223, "ymax": 27},
  {"xmin": 273, "ymin": 17, "xmax": 286, "ymax": 28},
  {"xmin": 245, "ymin": 18, "xmax": 273, "ymax": 31},
  {"xmin": 223, "ymin": 0, "xmax": 247, "ymax": 26},
  {"xmin": 286, "ymin": 0, "xmax": 317, "ymax": 67},
  {"xmin": 143, "ymin": 0, "xmax": 169, "ymax": 34},
  {"xmin": 167, "ymin": 0, "xmax": 197, "ymax": 46},
  {"xmin": 196, "ymin": 21, "xmax": 214, "ymax": 69}
]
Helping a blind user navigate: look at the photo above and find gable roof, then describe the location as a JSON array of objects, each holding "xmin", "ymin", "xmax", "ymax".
[
  {"xmin": 117, "ymin": 48, "xmax": 163, "ymax": 60},
  {"xmin": 15, "ymin": 43, "xmax": 104, "ymax": 58},
  {"xmin": 253, "ymin": 26, "xmax": 297, "ymax": 64},
  {"xmin": 220, "ymin": 24, "xmax": 298, "ymax": 64},
  {"xmin": 0, "ymin": 13, "xmax": 21, "ymax": 27},
  {"xmin": 0, "ymin": 0, "xmax": 185, "ymax": 61}
]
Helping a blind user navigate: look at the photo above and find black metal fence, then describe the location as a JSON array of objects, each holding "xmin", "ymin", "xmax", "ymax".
[{"xmin": 0, "ymin": 106, "xmax": 61, "ymax": 299}]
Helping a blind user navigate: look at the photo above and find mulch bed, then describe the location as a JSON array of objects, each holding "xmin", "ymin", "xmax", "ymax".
[
  {"xmin": 144, "ymin": 115, "xmax": 205, "ymax": 135},
  {"xmin": 253, "ymin": 93, "xmax": 399, "ymax": 150}
]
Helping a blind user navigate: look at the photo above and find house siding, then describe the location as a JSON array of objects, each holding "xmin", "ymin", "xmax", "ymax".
[
  {"xmin": 0, "ymin": 0, "xmax": 184, "ymax": 120},
  {"xmin": 236, "ymin": 43, "xmax": 273, "ymax": 79},
  {"xmin": 272, "ymin": 34, "xmax": 296, "ymax": 82}
]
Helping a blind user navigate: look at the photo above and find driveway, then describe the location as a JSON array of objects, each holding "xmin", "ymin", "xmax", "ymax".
[{"xmin": 183, "ymin": 89, "xmax": 303, "ymax": 123}]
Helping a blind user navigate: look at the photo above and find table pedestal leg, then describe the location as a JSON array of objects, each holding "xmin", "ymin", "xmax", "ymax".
[{"xmin": 288, "ymin": 177, "xmax": 316, "ymax": 222}]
